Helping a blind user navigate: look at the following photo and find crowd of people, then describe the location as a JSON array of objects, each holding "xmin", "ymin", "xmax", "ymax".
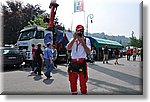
[
  {"xmin": 29, "ymin": 24, "xmax": 143, "ymax": 95},
  {"xmin": 126, "ymin": 46, "xmax": 143, "ymax": 61},
  {"xmin": 101, "ymin": 46, "xmax": 143, "ymax": 65},
  {"xmin": 31, "ymin": 42, "xmax": 58, "ymax": 79},
  {"xmin": 86, "ymin": 45, "xmax": 143, "ymax": 65},
  {"xmin": 31, "ymin": 41, "xmax": 143, "ymax": 75}
]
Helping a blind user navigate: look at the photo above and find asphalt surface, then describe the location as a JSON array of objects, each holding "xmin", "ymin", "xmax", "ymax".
[{"xmin": 1, "ymin": 56, "xmax": 143, "ymax": 95}]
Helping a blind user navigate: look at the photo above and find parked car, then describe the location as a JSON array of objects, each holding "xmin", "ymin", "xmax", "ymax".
[{"xmin": 1, "ymin": 47, "xmax": 24, "ymax": 68}]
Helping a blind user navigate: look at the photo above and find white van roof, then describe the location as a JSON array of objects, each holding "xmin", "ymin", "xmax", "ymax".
[{"xmin": 21, "ymin": 26, "xmax": 46, "ymax": 32}]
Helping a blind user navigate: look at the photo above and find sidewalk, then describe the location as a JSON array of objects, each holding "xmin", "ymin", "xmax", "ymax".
[
  {"xmin": 87, "ymin": 56, "xmax": 143, "ymax": 95},
  {"xmin": 2, "ymin": 56, "xmax": 143, "ymax": 95}
]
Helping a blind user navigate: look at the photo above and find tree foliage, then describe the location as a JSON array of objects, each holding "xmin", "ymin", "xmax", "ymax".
[
  {"xmin": 1, "ymin": 0, "xmax": 46, "ymax": 44},
  {"xmin": 129, "ymin": 33, "xmax": 143, "ymax": 48},
  {"xmin": 28, "ymin": 15, "xmax": 47, "ymax": 28}
]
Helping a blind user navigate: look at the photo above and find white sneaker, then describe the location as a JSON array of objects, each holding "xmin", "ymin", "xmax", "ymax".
[{"xmin": 30, "ymin": 71, "xmax": 34, "ymax": 74}]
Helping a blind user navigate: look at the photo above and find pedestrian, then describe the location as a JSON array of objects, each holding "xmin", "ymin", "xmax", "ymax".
[
  {"xmin": 31, "ymin": 44, "xmax": 37, "ymax": 73},
  {"xmin": 44, "ymin": 42, "xmax": 53, "ymax": 79},
  {"xmin": 126, "ymin": 47, "xmax": 131, "ymax": 61},
  {"xmin": 133, "ymin": 47, "xmax": 137, "ymax": 61},
  {"xmin": 66, "ymin": 24, "xmax": 91, "ymax": 95},
  {"xmin": 34, "ymin": 43, "xmax": 44, "ymax": 75},
  {"xmin": 103, "ymin": 46, "xmax": 109, "ymax": 64},
  {"xmin": 52, "ymin": 45, "xmax": 58, "ymax": 69},
  {"xmin": 90, "ymin": 47, "xmax": 96, "ymax": 63},
  {"xmin": 114, "ymin": 48, "xmax": 120, "ymax": 64}
]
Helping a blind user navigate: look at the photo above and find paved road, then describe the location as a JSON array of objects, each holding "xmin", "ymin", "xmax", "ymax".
[{"xmin": 1, "ymin": 56, "xmax": 143, "ymax": 95}]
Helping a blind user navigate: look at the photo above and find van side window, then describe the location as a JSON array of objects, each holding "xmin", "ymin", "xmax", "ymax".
[{"xmin": 35, "ymin": 31, "xmax": 44, "ymax": 39}]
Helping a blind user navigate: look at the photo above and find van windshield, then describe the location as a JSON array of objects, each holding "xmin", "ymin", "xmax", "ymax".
[{"xmin": 18, "ymin": 29, "xmax": 35, "ymax": 41}]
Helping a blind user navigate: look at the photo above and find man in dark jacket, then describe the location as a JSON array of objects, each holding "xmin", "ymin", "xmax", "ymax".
[
  {"xmin": 34, "ymin": 43, "xmax": 44, "ymax": 75},
  {"xmin": 103, "ymin": 46, "xmax": 109, "ymax": 64}
]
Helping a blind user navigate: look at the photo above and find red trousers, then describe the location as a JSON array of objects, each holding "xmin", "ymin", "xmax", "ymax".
[{"xmin": 68, "ymin": 63, "xmax": 88, "ymax": 94}]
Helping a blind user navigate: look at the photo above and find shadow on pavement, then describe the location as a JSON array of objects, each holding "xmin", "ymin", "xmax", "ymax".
[
  {"xmin": 117, "ymin": 63, "xmax": 124, "ymax": 66},
  {"xmin": 88, "ymin": 64, "xmax": 142, "ymax": 85},
  {"xmin": 27, "ymin": 72, "xmax": 37, "ymax": 77},
  {"xmin": 52, "ymin": 68, "xmax": 68, "ymax": 77},
  {"xmin": 43, "ymin": 79, "xmax": 54, "ymax": 85},
  {"xmin": 88, "ymin": 77, "xmax": 142, "ymax": 95},
  {"xmin": 33, "ymin": 75, "xmax": 43, "ymax": 81}
]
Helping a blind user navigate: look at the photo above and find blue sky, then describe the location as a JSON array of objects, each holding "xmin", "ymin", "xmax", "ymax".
[{"xmin": 1, "ymin": 0, "xmax": 142, "ymax": 38}]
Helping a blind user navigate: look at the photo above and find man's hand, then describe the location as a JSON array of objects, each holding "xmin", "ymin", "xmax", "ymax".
[
  {"xmin": 78, "ymin": 36, "xmax": 85, "ymax": 45},
  {"xmin": 73, "ymin": 32, "xmax": 78, "ymax": 40},
  {"xmin": 66, "ymin": 32, "xmax": 77, "ymax": 50},
  {"xmin": 78, "ymin": 36, "xmax": 91, "ymax": 54}
]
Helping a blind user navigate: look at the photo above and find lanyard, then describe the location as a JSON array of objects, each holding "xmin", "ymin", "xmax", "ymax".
[{"xmin": 76, "ymin": 40, "xmax": 81, "ymax": 52}]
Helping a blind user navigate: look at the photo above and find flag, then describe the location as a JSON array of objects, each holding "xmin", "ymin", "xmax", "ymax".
[{"xmin": 74, "ymin": 0, "xmax": 84, "ymax": 12}]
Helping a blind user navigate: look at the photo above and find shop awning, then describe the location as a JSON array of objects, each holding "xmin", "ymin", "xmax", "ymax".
[{"xmin": 87, "ymin": 36, "xmax": 123, "ymax": 49}]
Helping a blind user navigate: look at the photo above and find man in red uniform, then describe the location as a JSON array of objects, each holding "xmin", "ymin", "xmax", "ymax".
[
  {"xmin": 126, "ymin": 47, "xmax": 131, "ymax": 61},
  {"xmin": 133, "ymin": 47, "xmax": 137, "ymax": 61},
  {"xmin": 66, "ymin": 25, "xmax": 91, "ymax": 95}
]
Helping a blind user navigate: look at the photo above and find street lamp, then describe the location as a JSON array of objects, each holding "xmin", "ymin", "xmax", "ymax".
[{"xmin": 86, "ymin": 14, "xmax": 94, "ymax": 36}]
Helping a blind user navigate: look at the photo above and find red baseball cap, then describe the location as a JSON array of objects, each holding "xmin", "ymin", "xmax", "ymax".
[{"xmin": 76, "ymin": 25, "xmax": 84, "ymax": 31}]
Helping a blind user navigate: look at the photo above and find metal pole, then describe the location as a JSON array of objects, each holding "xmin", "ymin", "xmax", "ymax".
[
  {"xmin": 71, "ymin": 13, "xmax": 73, "ymax": 31},
  {"xmin": 86, "ymin": 14, "xmax": 94, "ymax": 36}
]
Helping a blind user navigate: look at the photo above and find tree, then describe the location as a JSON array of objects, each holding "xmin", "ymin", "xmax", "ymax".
[
  {"xmin": 129, "ymin": 31, "xmax": 143, "ymax": 48},
  {"xmin": 28, "ymin": 14, "xmax": 47, "ymax": 28},
  {"xmin": 130, "ymin": 36, "xmax": 138, "ymax": 47},
  {"xmin": 1, "ymin": 0, "xmax": 46, "ymax": 45}
]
